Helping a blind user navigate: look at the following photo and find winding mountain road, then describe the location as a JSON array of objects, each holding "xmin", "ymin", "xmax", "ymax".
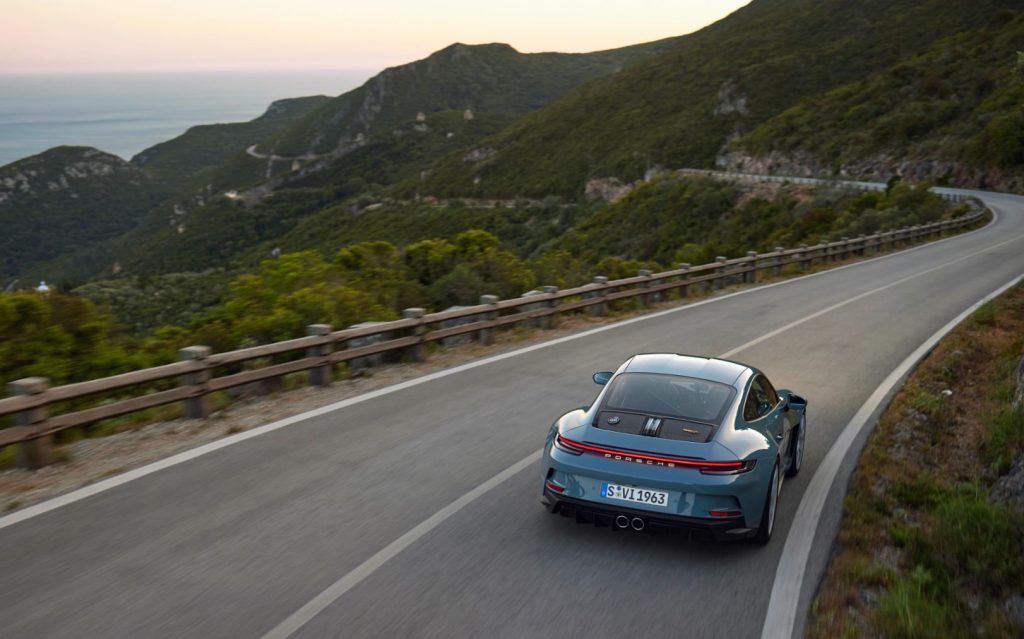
[{"xmin": 2, "ymin": 184, "xmax": 1023, "ymax": 639}]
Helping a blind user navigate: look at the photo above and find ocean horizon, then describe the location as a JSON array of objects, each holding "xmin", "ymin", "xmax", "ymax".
[{"xmin": 0, "ymin": 70, "xmax": 373, "ymax": 167}]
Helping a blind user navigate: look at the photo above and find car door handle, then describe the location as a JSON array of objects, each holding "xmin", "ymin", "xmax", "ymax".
[{"xmin": 774, "ymin": 434, "xmax": 784, "ymax": 441}]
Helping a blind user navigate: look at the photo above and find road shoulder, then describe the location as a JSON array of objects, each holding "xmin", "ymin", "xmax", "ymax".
[{"xmin": 807, "ymin": 284, "xmax": 1024, "ymax": 637}]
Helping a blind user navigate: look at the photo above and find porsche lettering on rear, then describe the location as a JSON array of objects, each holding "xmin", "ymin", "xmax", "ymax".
[{"xmin": 604, "ymin": 453, "xmax": 676, "ymax": 468}]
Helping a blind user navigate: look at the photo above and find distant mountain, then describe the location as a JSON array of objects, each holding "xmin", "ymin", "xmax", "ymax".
[
  {"xmin": 20, "ymin": 0, "xmax": 1023, "ymax": 286},
  {"xmin": 0, "ymin": 147, "xmax": 162, "ymax": 284},
  {"xmin": 42, "ymin": 39, "xmax": 679, "ymax": 279},
  {"xmin": 727, "ymin": 10, "xmax": 1024, "ymax": 192},
  {"xmin": 420, "ymin": 0, "xmax": 1020, "ymax": 198},
  {"xmin": 267, "ymin": 41, "xmax": 681, "ymax": 158},
  {"xmin": 131, "ymin": 95, "xmax": 331, "ymax": 192},
  {"xmin": 180, "ymin": 39, "xmax": 684, "ymax": 194}
]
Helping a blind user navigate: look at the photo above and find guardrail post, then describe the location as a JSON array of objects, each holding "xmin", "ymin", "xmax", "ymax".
[
  {"xmin": 588, "ymin": 277, "xmax": 609, "ymax": 316},
  {"xmin": 676, "ymin": 264, "xmax": 690, "ymax": 298},
  {"xmin": 857, "ymin": 234, "xmax": 867, "ymax": 256},
  {"xmin": 478, "ymin": 296, "xmax": 499, "ymax": 344},
  {"xmin": 179, "ymin": 346, "xmax": 212, "ymax": 419},
  {"xmin": 638, "ymin": 269, "xmax": 653, "ymax": 306},
  {"xmin": 9, "ymin": 377, "xmax": 52, "ymax": 469},
  {"xmin": 745, "ymin": 252, "xmax": 758, "ymax": 284},
  {"xmin": 773, "ymin": 248, "xmax": 784, "ymax": 276},
  {"xmin": 542, "ymin": 286, "xmax": 559, "ymax": 329},
  {"xmin": 839, "ymin": 237, "xmax": 850, "ymax": 261},
  {"xmin": 714, "ymin": 257, "xmax": 727, "ymax": 290},
  {"xmin": 403, "ymin": 308, "xmax": 426, "ymax": 360},
  {"xmin": 798, "ymin": 244, "xmax": 810, "ymax": 271},
  {"xmin": 305, "ymin": 324, "xmax": 333, "ymax": 387}
]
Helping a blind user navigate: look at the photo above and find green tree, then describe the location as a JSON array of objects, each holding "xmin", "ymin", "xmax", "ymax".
[{"xmin": 405, "ymin": 239, "xmax": 457, "ymax": 285}]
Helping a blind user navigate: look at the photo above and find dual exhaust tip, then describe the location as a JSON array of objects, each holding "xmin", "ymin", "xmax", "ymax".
[{"xmin": 615, "ymin": 515, "xmax": 645, "ymax": 531}]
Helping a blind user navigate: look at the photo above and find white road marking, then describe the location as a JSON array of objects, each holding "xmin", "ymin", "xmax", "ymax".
[
  {"xmin": 259, "ymin": 225, "xmax": 1024, "ymax": 639},
  {"xmin": 760, "ymin": 272, "xmax": 1024, "ymax": 639},
  {"xmin": 720, "ymin": 230, "xmax": 1024, "ymax": 358},
  {"xmin": 0, "ymin": 198, "xmax": 993, "ymax": 533},
  {"xmin": 261, "ymin": 451, "xmax": 541, "ymax": 639}
]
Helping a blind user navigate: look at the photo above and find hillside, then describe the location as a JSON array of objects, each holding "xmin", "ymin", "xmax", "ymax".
[
  {"xmin": 131, "ymin": 95, "xmax": 331, "ymax": 192},
  {"xmin": 38, "ymin": 40, "xmax": 678, "ymax": 280},
  {"xmin": 420, "ymin": 0, "xmax": 1020, "ymax": 199},
  {"xmin": 727, "ymin": 11, "xmax": 1024, "ymax": 191},
  {"xmin": 183, "ymin": 39, "xmax": 683, "ymax": 193},
  {"xmin": 65, "ymin": 175, "xmax": 968, "ymax": 336},
  {"xmin": 21, "ymin": 0, "xmax": 1020, "ymax": 285},
  {"xmin": 266, "ymin": 40, "xmax": 681, "ymax": 158},
  {"xmin": 0, "ymin": 147, "xmax": 163, "ymax": 284}
]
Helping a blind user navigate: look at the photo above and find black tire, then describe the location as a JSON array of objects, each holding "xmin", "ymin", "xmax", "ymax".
[
  {"xmin": 786, "ymin": 414, "xmax": 806, "ymax": 478},
  {"xmin": 753, "ymin": 461, "xmax": 781, "ymax": 545}
]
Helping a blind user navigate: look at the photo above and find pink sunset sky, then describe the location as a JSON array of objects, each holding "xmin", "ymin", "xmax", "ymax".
[{"xmin": 2, "ymin": 0, "xmax": 749, "ymax": 73}]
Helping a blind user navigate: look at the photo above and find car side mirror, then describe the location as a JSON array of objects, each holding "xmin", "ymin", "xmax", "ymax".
[
  {"xmin": 777, "ymin": 389, "xmax": 791, "ymax": 412},
  {"xmin": 592, "ymin": 371, "xmax": 613, "ymax": 385}
]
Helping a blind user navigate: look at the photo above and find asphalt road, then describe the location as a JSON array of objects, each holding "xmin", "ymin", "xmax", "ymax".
[{"xmin": 1, "ymin": 186, "xmax": 1023, "ymax": 639}]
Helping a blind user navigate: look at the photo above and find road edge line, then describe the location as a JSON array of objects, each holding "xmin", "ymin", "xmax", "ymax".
[{"xmin": 759, "ymin": 271, "xmax": 1024, "ymax": 639}]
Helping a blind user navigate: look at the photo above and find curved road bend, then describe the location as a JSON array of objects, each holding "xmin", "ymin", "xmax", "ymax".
[{"xmin": 1, "ymin": 188, "xmax": 1023, "ymax": 638}]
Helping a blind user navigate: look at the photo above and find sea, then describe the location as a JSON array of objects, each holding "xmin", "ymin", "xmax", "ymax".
[{"xmin": 0, "ymin": 70, "xmax": 374, "ymax": 167}]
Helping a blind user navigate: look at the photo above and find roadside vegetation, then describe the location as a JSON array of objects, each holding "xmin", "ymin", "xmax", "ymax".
[
  {"xmin": 0, "ymin": 177, "xmax": 982, "ymax": 473},
  {"xmin": 808, "ymin": 284, "xmax": 1024, "ymax": 638},
  {"xmin": 0, "ymin": 178, "xmax": 969, "ymax": 391}
]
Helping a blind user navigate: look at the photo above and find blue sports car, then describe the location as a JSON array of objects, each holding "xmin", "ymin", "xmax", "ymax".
[{"xmin": 541, "ymin": 354, "xmax": 807, "ymax": 544}]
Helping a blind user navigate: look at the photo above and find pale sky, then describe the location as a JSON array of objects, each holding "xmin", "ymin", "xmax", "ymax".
[{"xmin": 1, "ymin": 0, "xmax": 750, "ymax": 74}]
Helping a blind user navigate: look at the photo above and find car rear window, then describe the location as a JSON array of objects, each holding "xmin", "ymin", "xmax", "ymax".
[{"xmin": 602, "ymin": 372, "xmax": 735, "ymax": 424}]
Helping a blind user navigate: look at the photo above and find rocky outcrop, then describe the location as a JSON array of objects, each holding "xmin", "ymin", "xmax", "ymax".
[
  {"xmin": 584, "ymin": 177, "xmax": 633, "ymax": 203},
  {"xmin": 714, "ymin": 80, "xmax": 749, "ymax": 116},
  {"xmin": 463, "ymin": 147, "xmax": 497, "ymax": 163},
  {"xmin": 993, "ymin": 456, "xmax": 1024, "ymax": 513},
  {"xmin": 0, "ymin": 147, "xmax": 144, "ymax": 204},
  {"xmin": 1014, "ymin": 354, "xmax": 1024, "ymax": 409},
  {"xmin": 719, "ymin": 150, "xmax": 1024, "ymax": 194},
  {"xmin": 992, "ymin": 354, "xmax": 1024, "ymax": 513}
]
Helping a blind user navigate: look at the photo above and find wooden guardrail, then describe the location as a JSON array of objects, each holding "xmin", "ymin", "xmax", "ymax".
[{"xmin": 0, "ymin": 201, "xmax": 986, "ymax": 468}]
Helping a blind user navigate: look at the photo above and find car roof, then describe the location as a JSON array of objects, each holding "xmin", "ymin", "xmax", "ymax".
[{"xmin": 621, "ymin": 353, "xmax": 750, "ymax": 386}]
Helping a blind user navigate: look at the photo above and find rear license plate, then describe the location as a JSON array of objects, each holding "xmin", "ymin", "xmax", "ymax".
[{"xmin": 600, "ymin": 482, "xmax": 669, "ymax": 507}]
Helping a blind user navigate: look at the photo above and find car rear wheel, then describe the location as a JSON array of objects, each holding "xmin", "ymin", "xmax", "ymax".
[
  {"xmin": 753, "ymin": 461, "xmax": 781, "ymax": 545},
  {"xmin": 786, "ymin": 414, "xmax": 806, "ymax": 478}
]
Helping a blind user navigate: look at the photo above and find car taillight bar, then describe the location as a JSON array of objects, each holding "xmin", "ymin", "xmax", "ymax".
[
  {"xmin": 709, "ymin": 510, "xmax": 743, "ymax": 518},
  {"xmin": 554, "ymin": 434, "xmax": 749, "ymax": 472}
]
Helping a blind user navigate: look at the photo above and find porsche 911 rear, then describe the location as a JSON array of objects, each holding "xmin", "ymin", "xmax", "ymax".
[
  {"xmin": 539, "ymin": 354, "xmax": 808, "ymax": 544},
  {"xmin": 541, "ymin": 431, "xmax": 772, "ymax": 541}
]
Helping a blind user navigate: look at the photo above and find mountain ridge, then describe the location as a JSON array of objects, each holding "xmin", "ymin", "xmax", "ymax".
[
  {"xmin": 419, "ymin": 0, "xmax": 1021, "ymax": 199},
  {"xmin": 0, "ymin": 146, "xmax": 163, "ymax": 283},
  {"xmin": 24, "ymin": 37, "xmax": 683, "ymax": 281}
]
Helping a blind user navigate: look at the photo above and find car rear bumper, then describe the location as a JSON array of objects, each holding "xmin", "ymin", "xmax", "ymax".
[{"xmin": 542, "ymin": 487, "xmax": 755, "ymax": 541}]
